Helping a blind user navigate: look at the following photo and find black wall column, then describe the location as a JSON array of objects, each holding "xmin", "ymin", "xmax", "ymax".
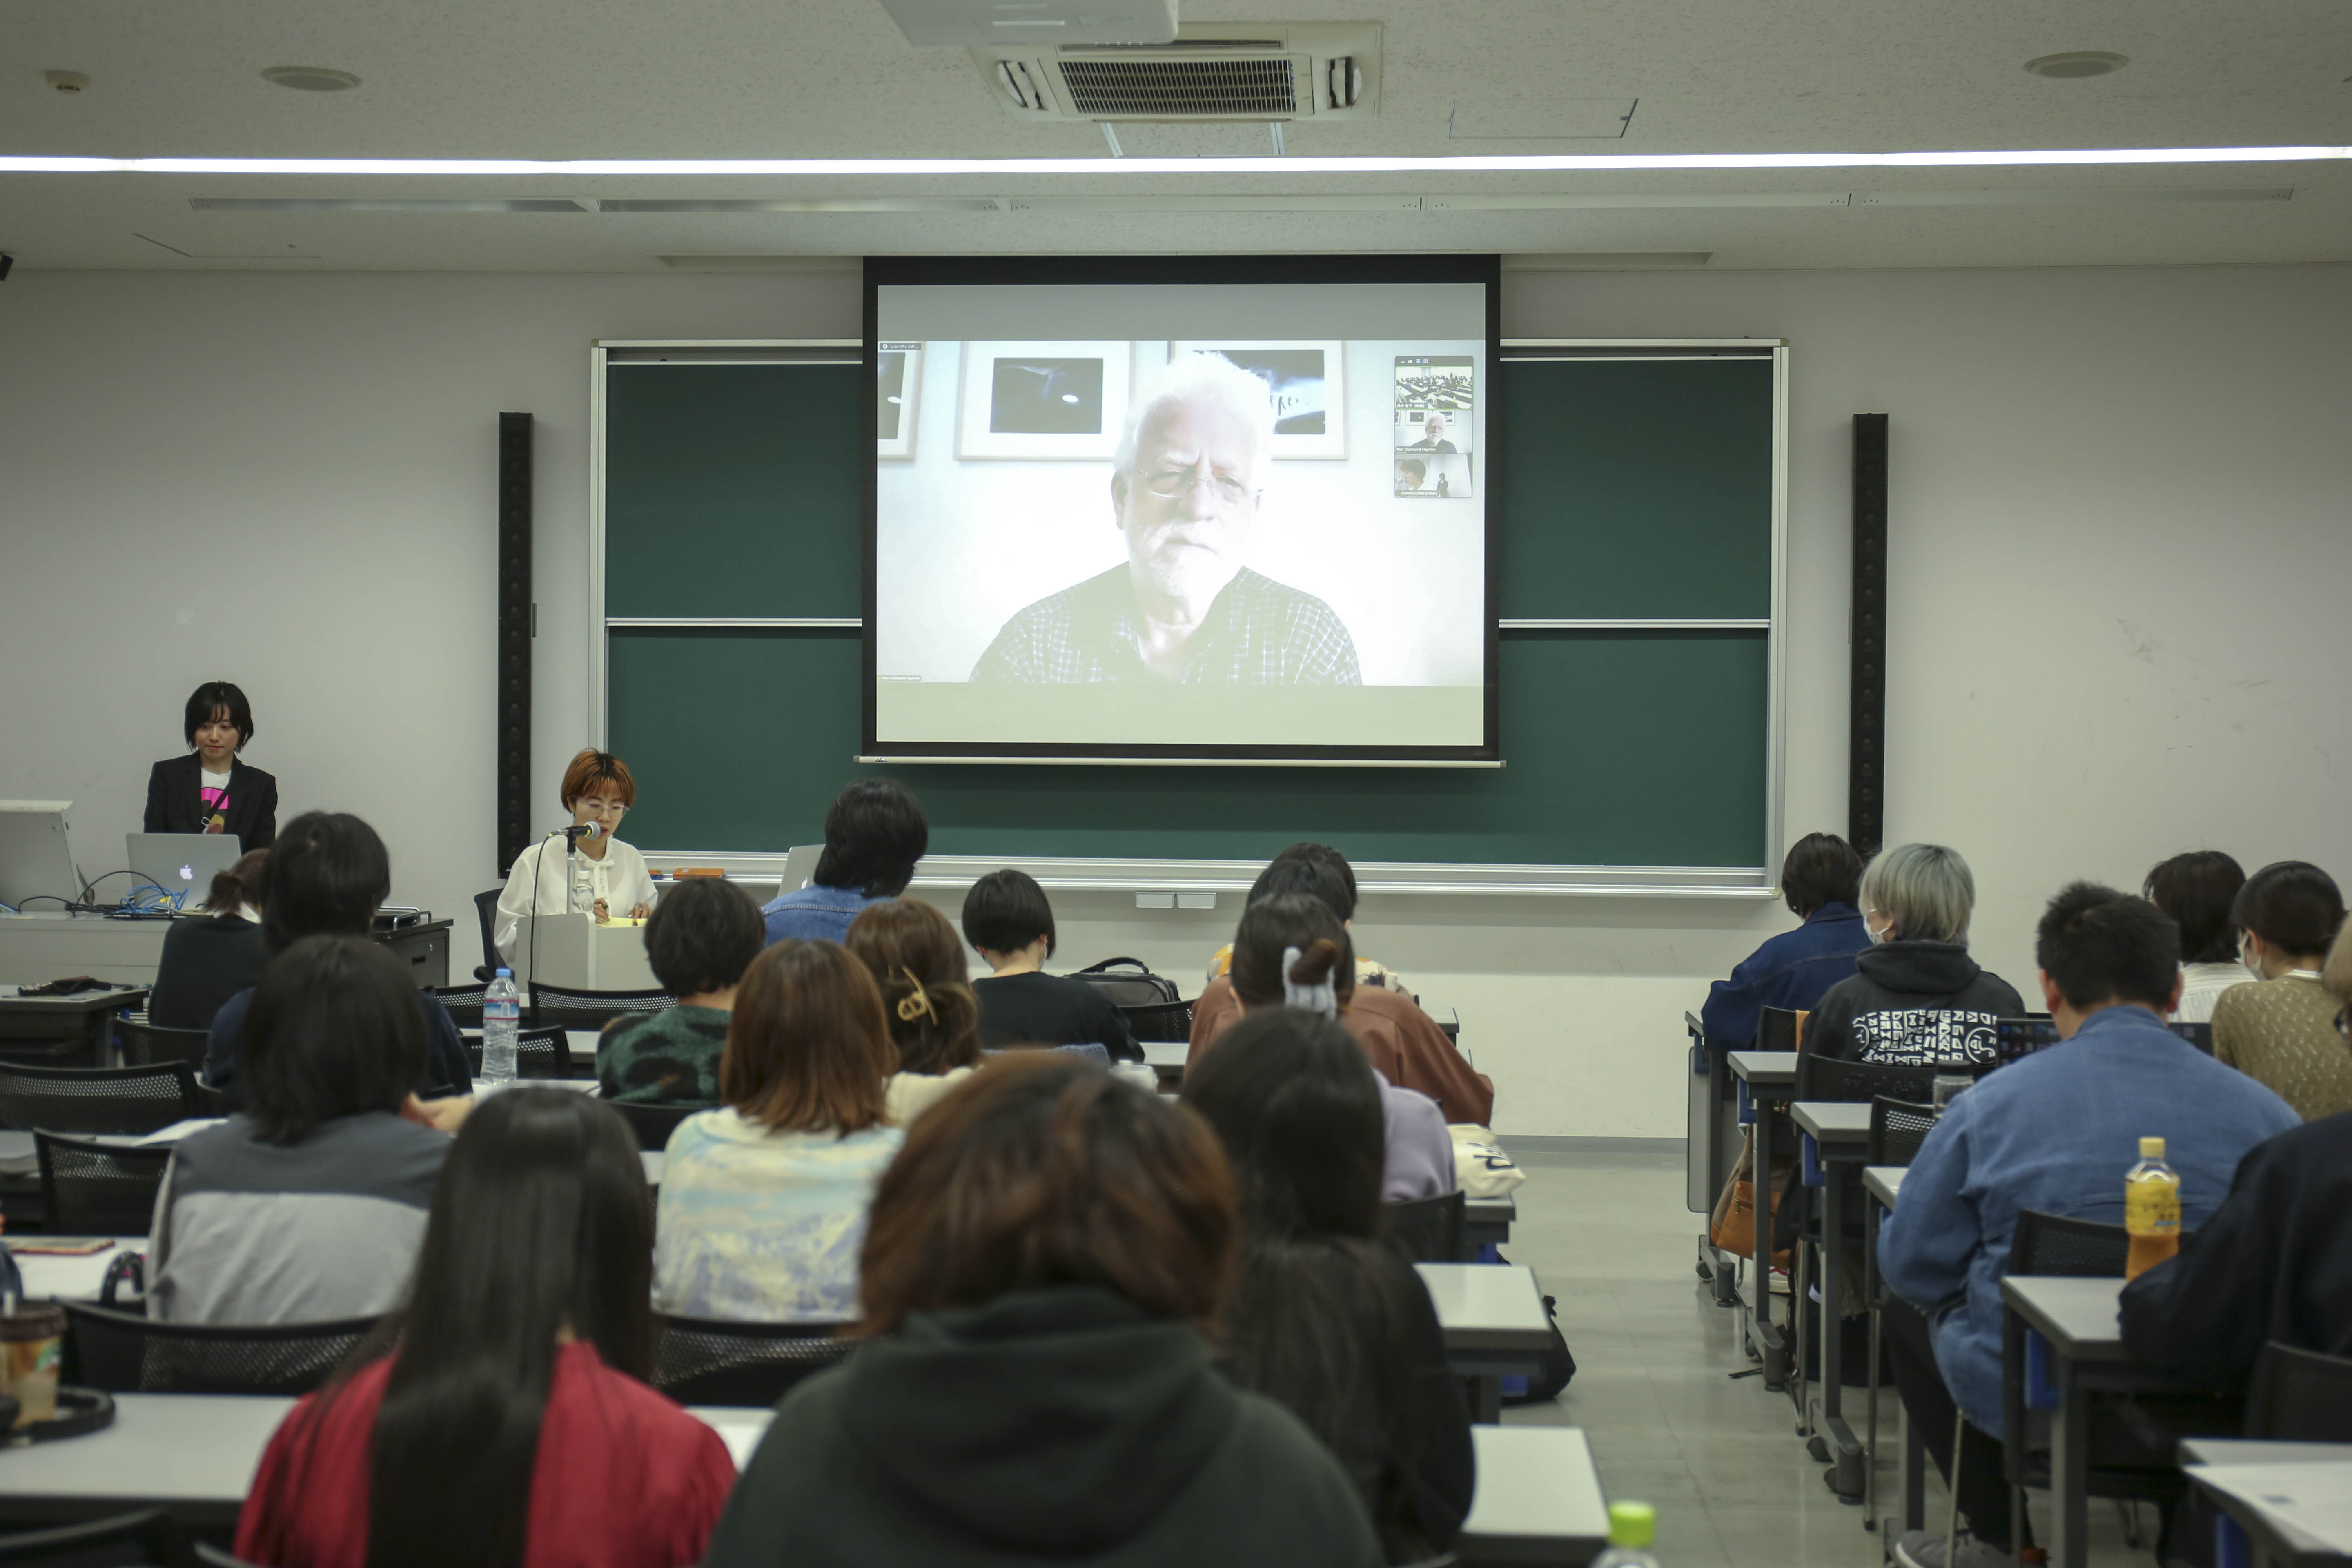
[
  {"xmin": 1849, "ymin": 414, "xmax": 1888, "ymax": 860},
  {"xmin": 497, "ymin": 413, "xmax": 533, "ymax": 877}
]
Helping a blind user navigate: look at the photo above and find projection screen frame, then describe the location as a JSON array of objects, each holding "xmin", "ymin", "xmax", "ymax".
[{"xmin": 587, "ymin": 333, "xmax": 1789, "ymax": 898}]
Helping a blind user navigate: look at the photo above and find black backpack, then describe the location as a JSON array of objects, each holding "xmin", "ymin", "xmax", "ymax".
[{"xmin": 1067, "ymin": 957, "xmax": 1181, "ymax": 1009}]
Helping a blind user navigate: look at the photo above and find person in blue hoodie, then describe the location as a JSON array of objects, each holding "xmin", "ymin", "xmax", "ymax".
[
  {"xmin": 1700, "ymin": 832, "xmax": 1871, "ymax": 1051},
  {"xmin": 1877, "ymin": 883, "xmax": 2299, "ymax": 1568}
]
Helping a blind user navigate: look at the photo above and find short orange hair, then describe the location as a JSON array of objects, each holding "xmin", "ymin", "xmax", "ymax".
[{"xmin": 559, "ymin": 749, "xmax": 636, "ymax": 811}]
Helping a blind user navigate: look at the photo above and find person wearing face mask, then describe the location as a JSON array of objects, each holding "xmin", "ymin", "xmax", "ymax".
[
  {"xmin": 2209, "ymin": 860, "xmax": 2352, "ymax": 1120},
  {"xmin": 969, "ymin": 352, "xmax": 1361, "ymax": 685},
  {"xmin": 146, "ymin": 681, "xmax": 278, "ymax": 849},
  {"xmin": 493, "ymin": 750, "xmax": 657, "ymax": 971},
  {"xmin": 1802, "ymin": 843, "xmax": 2024, "ymax": 1068}
]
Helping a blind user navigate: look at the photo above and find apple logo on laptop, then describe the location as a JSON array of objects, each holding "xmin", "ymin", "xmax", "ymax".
[{"xmin": 179, "ymin": 864, "xmax": 194, "ymax": 882}]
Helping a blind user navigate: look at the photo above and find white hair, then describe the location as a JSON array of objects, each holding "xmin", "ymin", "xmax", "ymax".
[{"xmin": 1111, "ymin": 351, "xmax": 1278, "ymax": 479}]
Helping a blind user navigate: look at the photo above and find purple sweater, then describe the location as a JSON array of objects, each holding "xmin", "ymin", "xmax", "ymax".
[{"xmin": 1382, "ymin": 1082, "xmax": 1458, "ymax": 1200}]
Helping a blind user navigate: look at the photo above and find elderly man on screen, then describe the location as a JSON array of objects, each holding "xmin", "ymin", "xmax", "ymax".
[{"xmin": 969, "ymin": 352, "xmax": 1363, "ymax": 685}]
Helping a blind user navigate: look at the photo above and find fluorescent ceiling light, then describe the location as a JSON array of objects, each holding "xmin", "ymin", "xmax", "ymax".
[{"xmin": 2, "ymin": 147, "xmax": 2346, "ymax": 177}]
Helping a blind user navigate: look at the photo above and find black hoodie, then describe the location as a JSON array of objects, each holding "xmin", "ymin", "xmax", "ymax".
[
  {"xmin": 1802, "ymin": 939, "xmax": 2025, "ymax": 1067},
  {"xmin": 704, "ymin": 1285, "xmax": 1385, "ymax": 1568}
]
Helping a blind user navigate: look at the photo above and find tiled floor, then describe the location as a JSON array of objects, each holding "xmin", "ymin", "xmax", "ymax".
[{"xmin": 1498, "ymin": 1150, "xmax": 2156, "ymax": 1567}]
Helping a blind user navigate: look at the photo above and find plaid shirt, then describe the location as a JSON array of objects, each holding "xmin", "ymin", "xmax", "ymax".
[{"xmin": 970, "ymin": 565, "xmax": 1362, "ymax": 685}]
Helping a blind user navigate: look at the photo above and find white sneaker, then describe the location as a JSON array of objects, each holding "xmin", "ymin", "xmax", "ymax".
[
  {"xmin": 1892, "ymin": 1530, "xmax": 2009, "ymax": 1568},
  {"xmin": 1768, "ymin": 1267, "xmax": 1792, "ymax": 1297}
]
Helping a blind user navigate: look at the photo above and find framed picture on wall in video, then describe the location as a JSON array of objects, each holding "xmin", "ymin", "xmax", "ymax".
[
  {"xmin": 876, "ymin": 342, "xmax": 923, "ymax": 460},
  {"xmin": 956, "ymin": 340, "xmax": 1135, "ymax": 460},
  {"xmin": 1168, "ymin": 341, "xmax": 1346, "ymax": 459}
]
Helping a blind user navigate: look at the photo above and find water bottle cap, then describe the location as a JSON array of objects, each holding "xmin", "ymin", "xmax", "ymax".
[
  {"xmin": 1606, "ymin": 1500, "xmax": 1656, "ymax": 1548},
  {"xmin": 494, "ymin": 968, "xmax": 512, "ymax": 978},
  {"xmin": 2139, "ymin": 1136, "xmax": 2165, "ymax": 1159}
]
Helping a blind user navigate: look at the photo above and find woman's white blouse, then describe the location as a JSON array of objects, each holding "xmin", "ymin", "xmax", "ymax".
[{"xmin": 493, "ymin": 837, "xmax": 659, "ymax": 966}]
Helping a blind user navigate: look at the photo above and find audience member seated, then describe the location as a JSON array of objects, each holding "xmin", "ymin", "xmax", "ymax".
[
  {"xmin": 844, "ymin": 897, "xmax": 985, "ymax": 1123},
  {"xmin": 1185, "ymin": 1008, "xmax": 1474, "ymax": 1564},
  {"xmin": 1700, "ymin": 832, "xmax": 1869, "ymax": 1051},
  {"xmin": 2143, "ymin": 849, "xmax": 2250, "ymax": 1023},
  {"xmin": 1203, "ymin": 898, "xmax": 1457, "ymax": 1200},
  {"xmin": 206, "ymin": 811, "xmax": 474, "ymax": 1111},
  {"xmin": 702, "ymin": 1054, "xmax": 1385, "ymax": 1568},
  {"xmin": 1204, "ymin": 843, "xmax": 1409, "ymax": 996},
  {"xmin": 1192, "ymin": 876, "xmax": 1493, "ymax": 1126},
  {"xmin": 151, "ymin": 937, "xmax": 453, "ymax": 1325},
  {"xmin": 761, "ymin": 778, "xmax": 927, "ymax": 946},
  {"xmin": 597, "ymin": 875, "xmax": 762, "ymax": 1105},
  {"xmin": 655, "ymin": 939, "xmax": 904, "ymax": 1320},
  {"xmin": 2120, "ymin": 914, "xmax": 2352, "ymax": 1388},
  {"xmin": 1803, "ymin": 842, "xmax": 2023, "ymax": 1067},
  {"xmin": 147, "ymin": 847, "xmax": 268, "ymax": 1030},
  {"xmin": 236, "ymin": 1087, "xmax": 735, "ymax": 1568},
  {"xmin": 1877, "ymin": 884, "xmax": 2299, "ymax": 1568},
  {"xmin": 2211, "ymin": 859, "xmax": 2352, "ymax": 1121},
  {"xmin": 960, "ymin": 868, "xmax": 1141, "ymax": 1061}
]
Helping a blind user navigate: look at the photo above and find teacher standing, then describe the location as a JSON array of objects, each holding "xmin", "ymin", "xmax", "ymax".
[
  {"xmin": 145, "ymin": 681, "xmax": 277, "ymax": 849},
  {"xmin": 494, "ymin": 749, "xmax": 657, "ymax": 969}
]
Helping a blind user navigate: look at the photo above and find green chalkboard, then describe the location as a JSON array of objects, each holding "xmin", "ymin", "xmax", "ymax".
[{"xmin": 600, "ymin": 349, "xmax": 1780, "ymax": 870}]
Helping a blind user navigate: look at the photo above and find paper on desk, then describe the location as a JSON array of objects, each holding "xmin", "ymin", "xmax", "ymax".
[
  {"xmin": 133, "ymin": 1118, "xmax": 228, "ymax": 1146},
  {"xmin": 2189, "ymin": 1463, "xmax": 2352, "ymax": 1550}
]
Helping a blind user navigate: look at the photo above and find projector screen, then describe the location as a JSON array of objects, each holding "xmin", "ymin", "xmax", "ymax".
[{"xmin": 864, "ymin": 255, "xmax": 1500, "ymax": 765}]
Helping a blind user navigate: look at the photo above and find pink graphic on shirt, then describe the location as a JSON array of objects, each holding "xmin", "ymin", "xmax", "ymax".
[{"xmin": 200, "ymin": 786, "xmax": 231, "ymax": 818}]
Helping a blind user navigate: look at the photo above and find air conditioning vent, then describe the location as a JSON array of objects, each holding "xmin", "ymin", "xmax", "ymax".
[
  {"xmin": 973, "ymin": 21, "xmax": 1379, "ymax": 122},
  {"xmin": 1058, "ymin": 56, "xmax": 1298, "ymax": 117}
]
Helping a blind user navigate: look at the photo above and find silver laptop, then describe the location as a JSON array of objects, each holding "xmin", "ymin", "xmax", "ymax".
[
  {"xmin": 0, "ymin": 801, "xmax": 80, "ymax": 912},
  {"xmin": 127, "ymin": 833, "xmax": 247, "ymax": 902},
  {"xmin": 777, "ymin": 844, "xmax": 824, "ymax": 895}
]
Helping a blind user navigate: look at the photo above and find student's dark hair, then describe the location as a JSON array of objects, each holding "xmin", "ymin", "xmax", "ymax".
[
  {"xmin": 182, "ymin": 680, "xmax": 254, "ymax": 749},
  {"xmin": 202, "ymin": 849, "xmax": 267, "ymax": 916},
  {"xmin": 813, "ymin": 778, "xmax": 929, "ymax": 898},
  {"xmin": 845, "ymin": 898, "xmax": 984, "ymax": 1078},
  {"xmin": 960, "ymin": 868, "xmax": 1057, "ymax": 959},
  {"xmin": 2142, "ymin": 851, "xmax": 2247, "ymax": 964},
  {"xmin": 1230, "ymin": 894, "xmax": 1356, "ymax": 1011},
  {"xmin": 1246, "ymin": 842, "xmax": 1359, "ymax": 922},
  {"xmin": 259, "ymin": 811, "xmax": 390, "ymax": 954},
  {"xmin": 857, "ymin": 1053, "xmax": 1235, "ymax": 1337},
  {"xmin": 1781, "ymin": 832, "xmax": 1864, "ymax": 918},
  {"xmin": 339, "ymin": 1089, "xmax": 653, "ymax": 1568},
  {"xmin": 641, "ymin": 876, "xmax": 763, "ymax": 998},
  {"xmin": 2034, "ymin": 882, "xmax": 2181, "ymax": 1012},
  {"xmin": 1183, "ymin": 1008, "xmax": 1446, "ymax": 1561},
  {"xmin": 2230, "ymin": 860, "xmax": 2346, "ymax": 958},
  {"xmin": 240, "ymin": 936, "xmax": 425, "ymax": 1145}
]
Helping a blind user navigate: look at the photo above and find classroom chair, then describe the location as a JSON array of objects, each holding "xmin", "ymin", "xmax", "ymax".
[
  {"xmin": 527, "ymin": 983, "xmax": 673, "ymax": 1031},
  {"xmin": 0, "ymin": 1062, "xmax": 207, "ymax": 1137},
  {"xmin": 460, "ymin": 1028, "xmax": 576, "ymax": 1080},
  {"xmin": 36, "ymin": 1134, "xmax": 172, "ymax": 1236},
  {"xmin": 652, "ymin": 1314, "xmax": 853, "ymax": 1407},
  {"xmin": 1866, "ymin": 1096, "xmax": 1939, "ymax": 1167},
  {"xmin": 1118, "ymin": 998, "xmax": 1194, "ymax": 1045},
  {"xmin": 472, "ymin": 887, "xmax": 503, "ymax": 982},
  {"xmin": 609, "ymin": 1098, "xmax": 704, "ymax": 1152},
  {"xmin": 61, "ymin": 1302, "xmax": 379, "ymax": 1397},
  {"xmin": 2241, "ymin": 1342, "xmax": 2352, "ymax": 1442},
  {"xmin": 434, "ymin": 982, "xmax": 486, "ymax": 1028},
  {"xmin": 1379, "ymin": 1190, "xmax": 1467, "ymax": 1264},
  {"xmin": 1794, "ymin": 1054, "xmax": 1987, "ymax": 1107},
  {"xmin": 114, "ymin": 1017, "xmax": 211, "ymax": 1072},
  {"xmin": 0, "ymin": 1507, "xmax": 191, "ymax": 1566}
]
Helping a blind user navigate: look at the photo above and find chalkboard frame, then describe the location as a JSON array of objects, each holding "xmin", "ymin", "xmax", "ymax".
[{"xmin": 587, "ymin": 336, "xmax": 1790, "ymax": 897}]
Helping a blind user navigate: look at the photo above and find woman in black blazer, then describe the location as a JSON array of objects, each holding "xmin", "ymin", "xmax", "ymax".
[{"xmin": 145, "ymin": 682, "xmax": 278, "ymax": 850}]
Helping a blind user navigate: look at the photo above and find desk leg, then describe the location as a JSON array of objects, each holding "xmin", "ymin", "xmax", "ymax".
[
  {"xmin": 91, "ymin": 1008, "xmax": 120, "ymax": 1069},
  {"xmin": 2053, "ymin": 1359, "xmax": 2089, "ymax": 1568},
  {"xmin": 1752, "ymin": 1101, "xmax": 1784, "ymax": 1390},
  {"xmin": 1817, "ymin": 1159, "xmax": 1864, "ymax": 1501},
  {"xmin": 1864, "ymin": 1198, "xmax": 1882, "ymax": 1526},
  {"xmin": 1901, "ymin": 1399, "xmax": 1925, "ymax": 1533},
  {"xmin": 1706, "ymin": 1051, "xmax": 1738, "ymax": 1307}
]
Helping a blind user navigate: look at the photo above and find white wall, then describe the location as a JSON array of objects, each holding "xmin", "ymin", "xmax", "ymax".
[{"xmin": 5, "ymin": 263, "xmax": 2348, "ymax": 1142}]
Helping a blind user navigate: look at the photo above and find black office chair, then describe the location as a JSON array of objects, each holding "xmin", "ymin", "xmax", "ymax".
[
  {"xmin": 652, "ymin": 1314, "xmax": 853, "ymax": 1407},
  {"xmin": 0, "ymin": 1507, "xmax": 191, "ymax": 1565},
  {"xmin": 461, "ymin": 1028, "xmax": 576, "ymax": 1079},
  {"xmin": 2242, "ymin": 1341, "xmax": 2352, "ymax": 1441},
  {"xmin": 473, "ymin": 887, "xmax": 504, "ymax": 982},
  {"xmin": 0, "ymin": 1062, "xmax": 207, "ymax": 1137},
  {"xmin": 528, "ymin": 984, "xmax": 673, "ymax": 1031},
  {"xmin": 1795, "ymin": 1054, "xmax": 1986, "ymax": 1106},
  {"xmin": 114, "ymin": 1017, "xmax": 212, "ymax": 1071},
  {"xmin": 435, "ymin": 983, "xmax": 486, "ymax": 1029},
  {"xmin": 61, "ymin": 1301, "xmax": 379, "ymax": 1396},
  {"xmin": 1866, "ymin": 1096, "xmax": 1940, "ymax": 1167},
  {"xmin": 609, "ymin": 1098, "xmax": 706, "ymax": 1152},
  {"xmin": 1118, "ymin": 999, "xmax": 1194, "ymax": 1045},
  {"xmin": 1756, "ymin": 1004, "xmax": 1805, "ymax": 1053},
  {"xmin": 1379, "ymin": 1190, "xmax": 1466, "ymax": 1263},
  {"xmin": 36, "ymin": 1134, "xmax": 173, "ymax": 1237}
]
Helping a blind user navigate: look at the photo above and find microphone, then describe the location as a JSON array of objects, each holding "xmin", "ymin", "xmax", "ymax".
[{"xmin": 556, "ymin": 822, "xmax": 604, "ymax": 841}]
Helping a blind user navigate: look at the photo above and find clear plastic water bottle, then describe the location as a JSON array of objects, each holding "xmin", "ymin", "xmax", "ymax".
[
  {"xmin": 1593, "ymin": 1501, "xmax": 1662, "ymax": 1567},
  {"xmin": 481, "ymin": 968, "xmax": 521, "ymax": 1091}
]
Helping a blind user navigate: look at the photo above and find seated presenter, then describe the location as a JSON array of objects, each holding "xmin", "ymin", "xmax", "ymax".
[
  {"xmin": 494, "ymin": 749, "xmax": 657, "ymax": 969},
  {"xmin": 969, "ymin": 352, "xmax": 1362, "ymax": 685},
  {"xmin": 145, "ymin": 680, "xmax": 278, "ymax": 849}
]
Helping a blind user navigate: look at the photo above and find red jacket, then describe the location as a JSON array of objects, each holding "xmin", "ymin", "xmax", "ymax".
[
  {"xmin": 1187, "ymin": 976, "xmax": 1495, "ymax": 1125},
  {"xmin": 236, "ymin": 1341, "xmax": 736, "ymax": 1568}
]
